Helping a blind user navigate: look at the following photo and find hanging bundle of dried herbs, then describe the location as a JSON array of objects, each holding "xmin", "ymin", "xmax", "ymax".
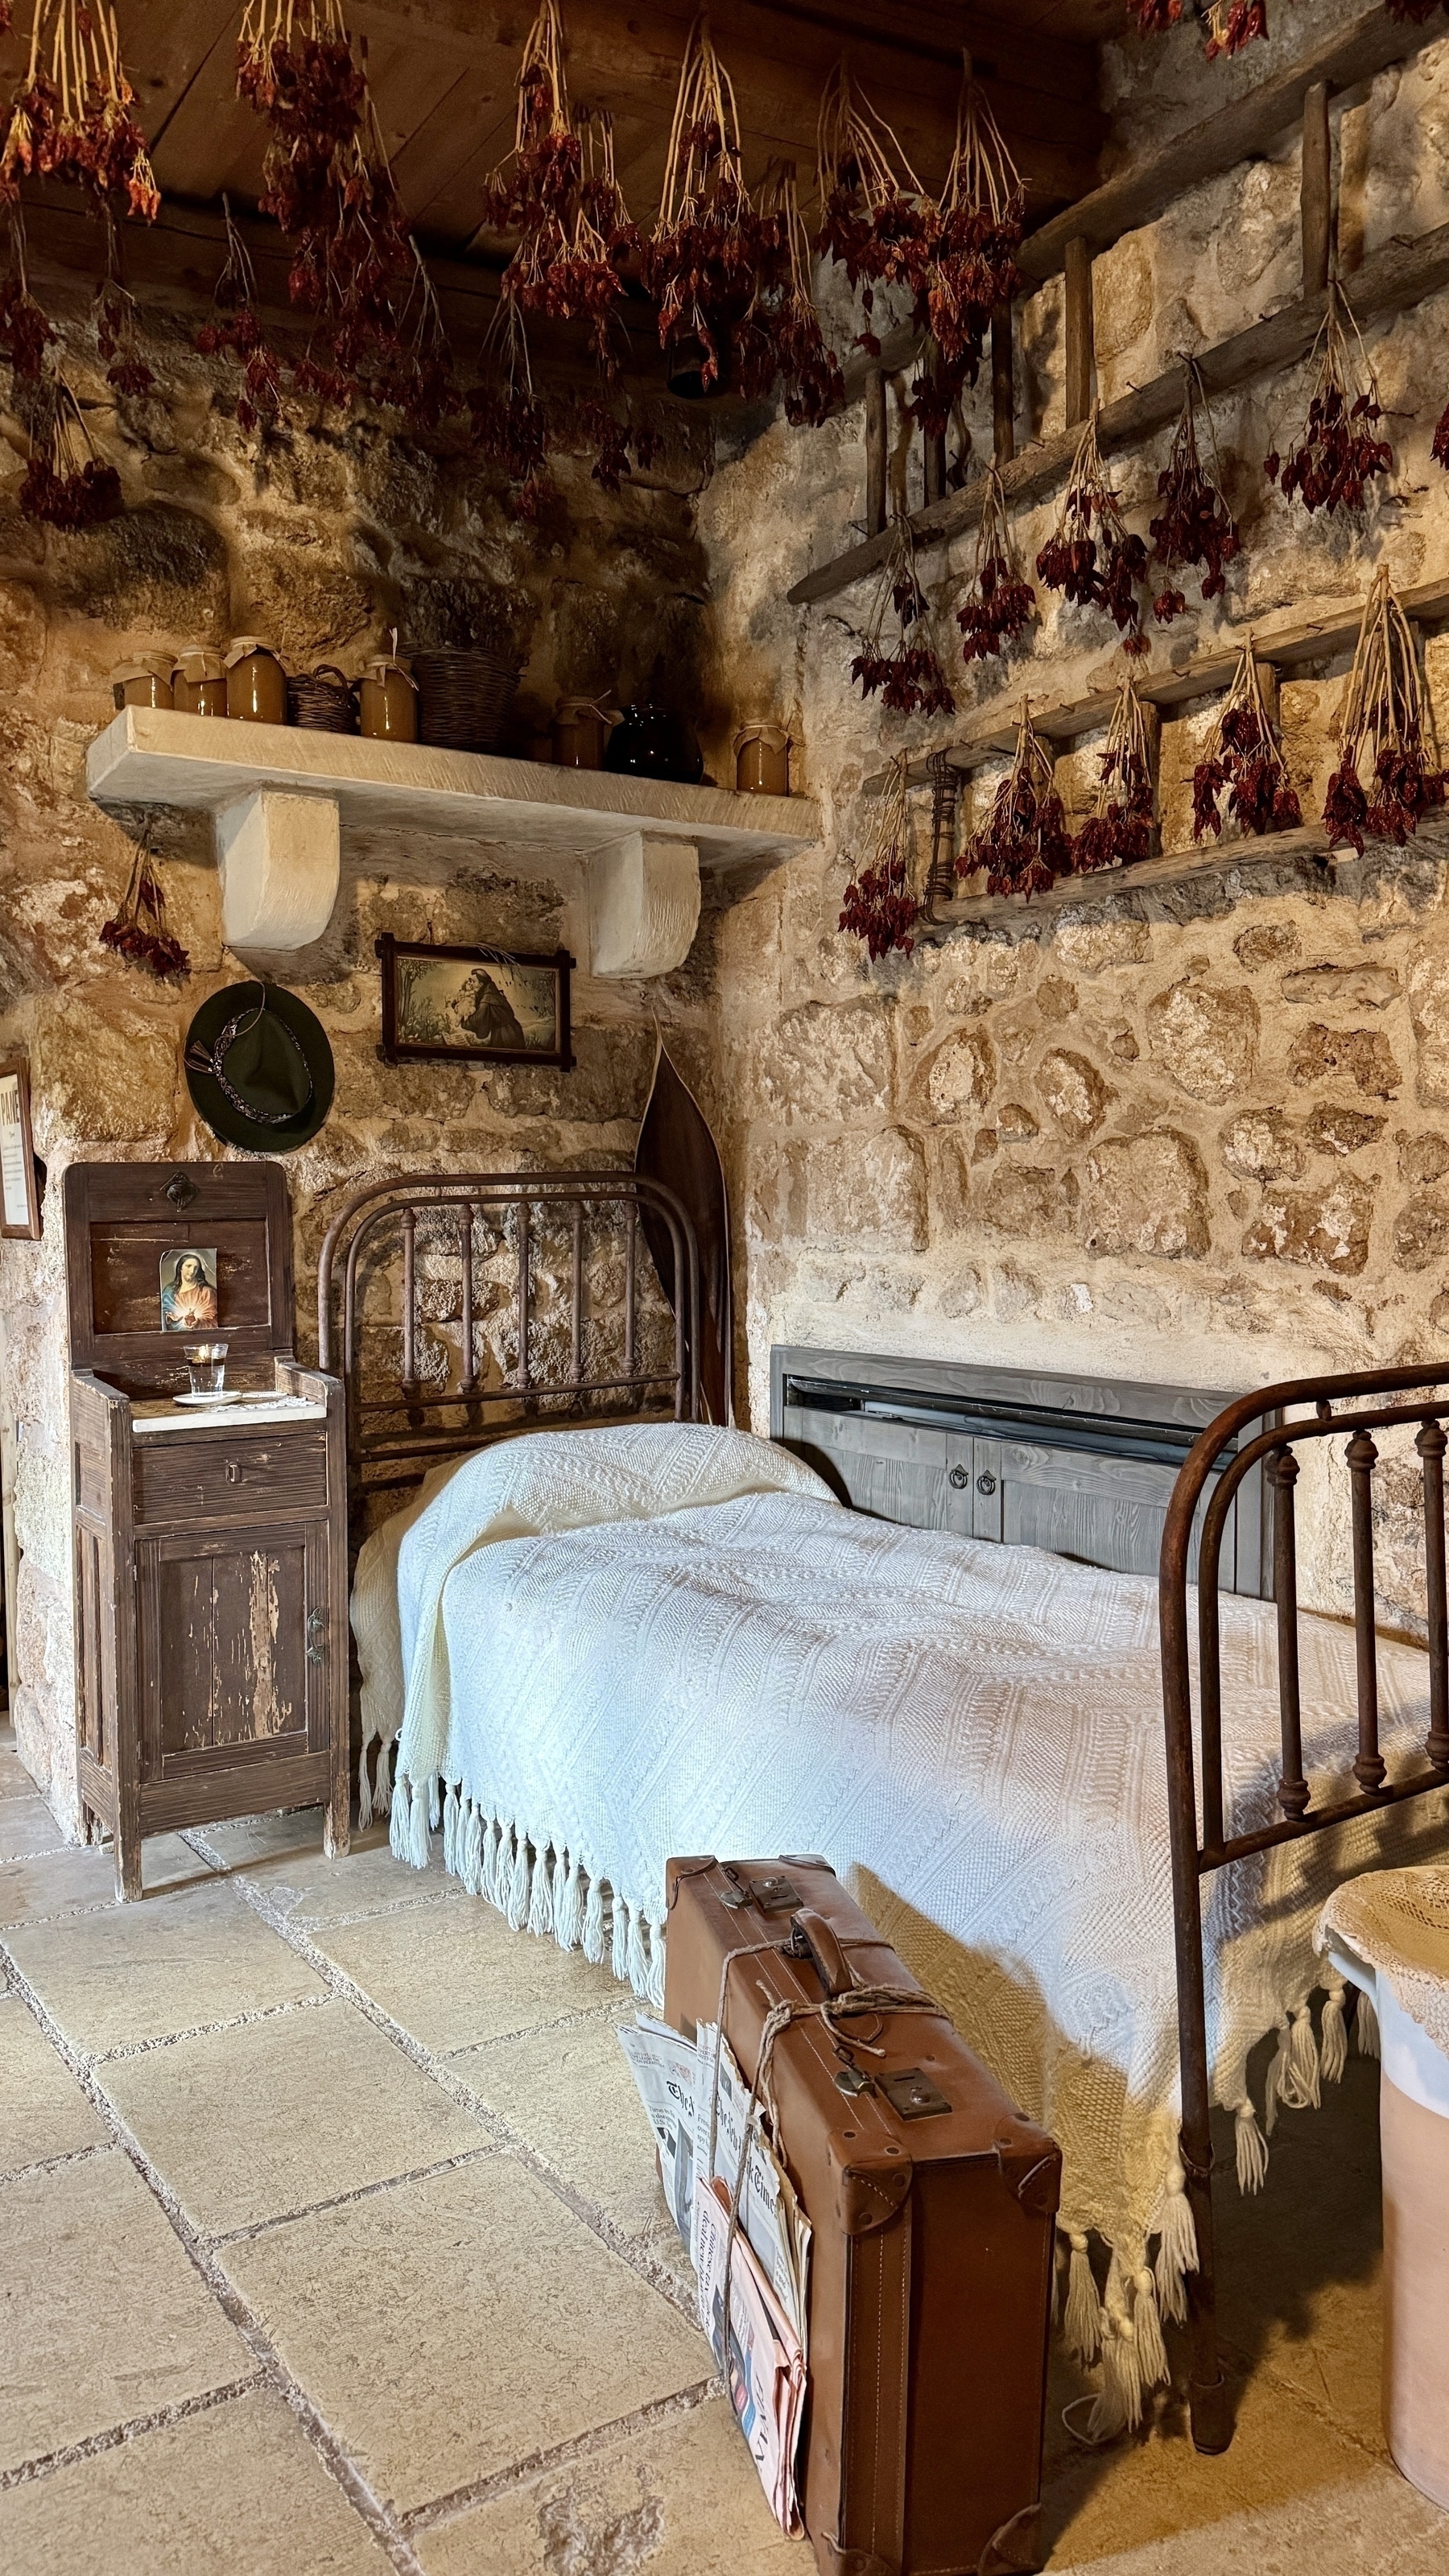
[
  {"xmin": 482, "ymin": 9, "xmax": 635, "ymax": 362},
  {"xmin": 1073, "ymin": 675, "xmax": 1158, "ymax": 873},
  {"xmin": 1191, "ymin": 641, "xmax": 1302, "ymax": 840},
  {"xmin": 1150, "ymin": 364, "xmax": 1237, "ymax": 621},
  {"xmin": 1036, "ymin": 411, "xmax": 1150, "ymax": 654},
  {"xmin": 641, "ymin": 17, "xmax": 779, "ymax": 394},
  {"xmin": 18, "ymin": 369, "xmax": 122, "ymax": 526},
  {"xmin": 467, "ymin": 302, "xmax": 552, "ymax": 517},
  {"xmin": 1204, "ymin": 1, "xmax": 1269, "ymax": 55},
  {"xmin": 93, "ymin": 211, "xmax": 153, "ymax": 396},
  {"xmin": 840, "ymin": 754, "xmax": 921, "ymax": 958},
  {"xmin": 924, "ymin": 62, "xmax": 1023, "ymax": 382},
  {"xmin": 560, "ymin": 390, "xmax": 661, "ymax": 493},
  {"xmin": 366, "ymin": 240, "xmax": 460, "ymax": 427},
  {"xmin": 956, "ymin": 462, "xmax": 1034, "ymax": 664},
  {"xmin": 736, "ymin": 165, "xmax": 844, "ymax": 426},
  {"xmin": 1129, "ymin": 2, "xmax": 1183, "ymax": 28},
  {"xmin": 0, "ymin": 203, "xmax": 52, "ymax": 378},
  {"xmin": 1323, "ymin": 566, "xmax": 1446, "ymax": 852},
  {"xmin": 815, "ymin": 58, "xmax": 937, "ymax": 338},
  {"xmin": 195, "ymin": 200, "xmax": 283, "ymax": 432},
  {"xmin": 851, "ymin": 514, "xmax": 956, "ymax": 717},
  {"xmin": 0, "ymin": 0, "xmax": 159, "ymax": 218},
  {"xmin": 100, "ymin": 836, "xmax": 189, "ymax": 983},
  {"xmin": 1264, "ymin": 284, "xmax": 1392, "ymax": 514},
  {"xmin": 959, "ymin": 704, "xmax": 1071, "ymax": 898}
]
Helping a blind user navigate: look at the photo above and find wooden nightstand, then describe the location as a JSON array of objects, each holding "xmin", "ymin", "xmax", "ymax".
[{"xmin": 65, "ymin": 1162, "xmax": 349, "ymax": 1900}]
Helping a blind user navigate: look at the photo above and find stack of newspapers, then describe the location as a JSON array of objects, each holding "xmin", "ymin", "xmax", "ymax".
[{"xmin": 618, "ymin": 2015, "xmax": 811, "ymax": 2532}]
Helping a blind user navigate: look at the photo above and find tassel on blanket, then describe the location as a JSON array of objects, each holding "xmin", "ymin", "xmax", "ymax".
[
  {"xmin": 428, "ymin": 1776, "xmax": 441, "ymax": 1833},
  {"xmin": 1086, "ymin": 2256, "xmax": 1142, "ymax": 2442},
  {"xmin": 555, "ymin": 1854, "xmax": 584, "ymax": 1954},
  {"xmin": 528, "ymin": 1844, "xmax": 555, "ymax": 1940},
  {"xmin": 1133, "ymin": 2268, "xmax": 1170, "ymax": 2394},
  {"xmin": 1355, "ymin": 1984, "xmax": 1381, "ymax": 2059},
  {"xmin": 612, "ymin": 1891, "xmax": 632, "ymax": 1985},
  {"xmin": 374, "ymin": 1742, "xmax": 393, "ymax": 1818},
  {"xmin": 507, "ymin": 1831, "xmax": 531, "ymax": 1933},
  {"xmin": 1320, "ymin": 1982, "xmax": 1348, "ymax": 2086},
  {"xmin": 461, "ymin": 1800, "xmax": 484, "ymax": 1897},
  {"xmin": 1285, "ymin": 2003, "xmax": 1321, "ymax": 2112},
  {"xmin": 357, "ymin": 1741, "xmax": 374, "ymax": 1835},
  {"xmin": 442, "ymin": 1783, "xmax": 460, "ymax": 1876},
  {"xmin": 1063, "ymin": 2233, "xmax": 1100, "ymax": 2367},
  {"xmin": 1152, "ymin": 2156, "xmax": 1198, "ymax": 2326},
  {"xmin": 477, "ymin": 1814, "xmax": 499, "ymax": 1907},
  {"xmin": 1235, "ymin": 2098, "xmax": 1269, "ymax": 2193},
  {"xmin": 583, "ymin": 1872, "xmax": 606, "ymax": 1965},
  {"xmin": 1263, "ymin": 2021, "xmax": 1290, "ymax": 2136},
  {"xmin": 646, "ymin": 1918, "xmax": 667, "ymax": 2013},
  {"xmin": 627, "ymin": 1903, "xmax": 650, "ymax": 2000}
]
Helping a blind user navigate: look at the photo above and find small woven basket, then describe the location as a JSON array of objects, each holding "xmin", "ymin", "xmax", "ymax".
[
  {"xmin": 287, "ymin": 665, "xmax": 357, "ymax": 734},
  {"xmin": 412, "ymin": 648, "xmax": 521, "ymax": 753}
]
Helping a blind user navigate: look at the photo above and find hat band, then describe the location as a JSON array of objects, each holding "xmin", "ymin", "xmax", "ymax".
[{"xmin": 185, "ymin": 1001, "xmax": 315, "ymax": 1129}]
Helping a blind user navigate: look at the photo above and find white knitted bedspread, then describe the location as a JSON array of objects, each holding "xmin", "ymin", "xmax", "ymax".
[{"xmin": 353, "ymin": 1422, "xmax": 1447, "ymax": 2306}]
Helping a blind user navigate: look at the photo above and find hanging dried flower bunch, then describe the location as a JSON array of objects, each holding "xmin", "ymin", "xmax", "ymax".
[
  {"xmin": 100, "ymin": 835, "xmax": 189, "ymax": 983},
  {"xmin": 1204, "ymin": 2, "xmax": 1269, "ymax": 55},
  {"xmin": 1150, "ymin": 364, "xmax": 1237, "ymax": 621},
  {"xmin": 366, "ymin": 239, "xmax": 460, "ymax": 427},
  {"xmin": 840, "ymin": 754, "xmax": 920, "ymax": 958},
  {"xmin": 482, "ymin": 9, "xmax": 634, "ymax": 362},
  {"xmin": 0, "ymin": 0, "xmax": 159, "ymax": 219},
  {"xmin": 641, "ymin": 17, "xmax": 779, "ymax": 394},
  {"xmin": 560, "ymin": 390, "xmax": 662, "ymax": 494},
  {"xmin": 1323, "ymin": 567, "xmax": 1446, "ymax": 852},
  {"xmin": 1129, "ymin": 1, "xmax": 1183, "ymax": 27},
  {"xmin": 1073, "ymin": 675, "xmax": 1157, "ymax": 873},
  {"xmin": 956, "ymin": 462, "xmax": 1034, "ymax": 664},
  {"xmin": 195, "ymin": 200, "xmax": 283, "ymax": 432},
  {"xmin": 18, "ymin": 369, "xmax": 122, "ymax": 526},
  {"xmin": 93, "ymin": 213, "xmax": 153, "ymax": 397},
  {"xmin": 851, "ymin": 514, "xmax": 956, "ymax": 717},
  {"xmin": 815, "ymin": 58, "xmax": 936, "ymax": 337},
  {"xmin": 959, "ymin": 704, "xmax": 1072, "ymax": 898},
  {"xmin": 1191, "ymin": 641, "xmax": 1302, "ymax": 841},
  {"xmin": 467, "ymin": 302, "xmax": 552, "ymax": 518},
  {"xmin": 1037, "ymin": 411, "xmax": 1150, "ymax": 654},
  {"xmin": 736, "ymin": 166, "xmax": 844, "ymax": 427},
  {"xmin": 0, "ymin": 203, "xmax": 52, "ymax": 378},
  {"xmin": 1264, "ymin": 284, "xmax": 1392, "ymax": 515},
  {"xmin": 925, "ymin": 62, "xmax": 1024, "ymax": 382}
]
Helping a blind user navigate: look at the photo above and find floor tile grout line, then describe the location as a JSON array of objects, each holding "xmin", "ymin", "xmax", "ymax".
[
  {"xmin": 0, "ymin": 2140, "xmax": 113, "ymax": 2187},
  {"xmin": 210, "ymin": 2141, "xmax": 502, "ymax": 2245},
  {"xmin": 0, "ymin": 2376, "xmax": 266, "ymax": 2491},
  {"xmin": 89, "ymin": 1989, "xmax": 337, "ymax": 2064},
  {"xmin": 398, "ymin": 2379, "xmax": 722, "ymax": 2537},
  {"xmin": 0, "ymin": 1940, "xmax": 428, "ymax": 2576}
]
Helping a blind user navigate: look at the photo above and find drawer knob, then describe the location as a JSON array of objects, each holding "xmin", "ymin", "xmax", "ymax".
[
  {"xmin": 948, "ymin": 1466, "xmax": 968, "ymax": 1492},
  {"xmin": 977, "ymin": 1471, "xmax": 998, "ymax": 1497},
  {"xmin": 225, "ymin": 1459, "xmax": 243, "ymax": 1485}
]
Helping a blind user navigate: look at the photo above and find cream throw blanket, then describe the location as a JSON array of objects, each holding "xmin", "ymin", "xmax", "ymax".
[{"xmin": 353, "ymin": 1421, "xmax": 1447, "ymax": 2428}]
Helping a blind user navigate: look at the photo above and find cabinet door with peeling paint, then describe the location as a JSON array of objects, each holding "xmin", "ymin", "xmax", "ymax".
[{"xmin": 137, "ymin": 1517, "xmax": 330, "ymax": 1780}]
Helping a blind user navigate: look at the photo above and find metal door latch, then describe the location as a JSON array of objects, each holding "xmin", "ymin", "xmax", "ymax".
[
  {"xmin": 306, "ymin": 1608, "xmax": 326, "ymax": 1665},
  {"xmin": 976, "ymin": 1471, "xmax": 998, "ymax": 1497}
]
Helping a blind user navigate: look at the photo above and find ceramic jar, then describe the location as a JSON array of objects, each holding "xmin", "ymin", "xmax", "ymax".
[
  {"xmin": 551, "ymin": 696, "xmax": 618, "ymax": 770},
  {"xmin": 357, "ymin": 651, "xmax": 418, "ymax": 743},
  {"xmin": 225, "ymin": 637, "xmax": 287, "ymax": 725},
  {"xmin": 733, "ymin": 721, "xmax": 791, "ymax": 797},
  {"xmin": 171, "ymin": 649, "xmax": 227, "ymax": 717},
  {"xmin": 110, "ymin": 661, "xmax": 173, "ymax": 712}
]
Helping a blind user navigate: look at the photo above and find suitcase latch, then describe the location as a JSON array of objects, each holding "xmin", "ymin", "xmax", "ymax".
[
  {"xmin": 749, "ymin": 1872, "xmax": 801, "ymax": 1913},
  {"xmin": 882, "ymin": 2068, "xmax": 951, "ymax": 2121},
  {"xmin": 834, "ymin": 2062, "xmax": 872, "ymax": 2097}
]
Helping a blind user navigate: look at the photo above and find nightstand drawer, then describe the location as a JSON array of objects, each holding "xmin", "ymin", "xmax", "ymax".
[{"xmin": 134, "ymin": 1431, "xmax": 328, "ymax": 1525}]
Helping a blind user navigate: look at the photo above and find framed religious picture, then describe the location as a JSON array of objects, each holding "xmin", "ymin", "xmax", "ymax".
[
  {"xmin": 377, "ymin": 936, "xmax": 574, "ymax": 1070},
  {"xmin": 159, "ymin": 1245, "xmax": 220, "ymax": 1331},
  {"xmin": 0, "ymin": 1055, "xmax": 41, "ymax": 1241}
]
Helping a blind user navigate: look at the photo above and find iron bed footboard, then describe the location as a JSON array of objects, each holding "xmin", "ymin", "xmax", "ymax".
[{"xmin": 1160, "ymin": 1364, "xmax": 1449, "ymax": 2455}]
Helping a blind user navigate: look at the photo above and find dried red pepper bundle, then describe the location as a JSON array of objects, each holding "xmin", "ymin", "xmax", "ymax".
[
  {"xmin": 851, "ymin": 515, "xmax": 956, "ymax": 718},
  {"xmin": 482, "ymin": 10, "xmax": 635, "ymax": 365},
  {"xmin": 559, "ymin": 391, "xmax": 662, "ymax": 494},
  {"xmin": 1150, "ymin": 365, "xmax": 1237, "ymax": 621},
  {"xmin": 195, "ymin": 200, "xmax": 284, "ymax": 431},
  {"xmin": 923, "ymin": 61, "xmax": 1023, "ymax": 383},
  {"xmin": 1037, "ymin": 411, "xmax": 1150, "ymax": 654},
  {"xmin": 816, "ymin": 59, "xmax": 939, "ymax": 310},
  {"xmin": 840, "ymin": 756, "xmax": 921, "ymax": 959},
  {"xmin": 100, "ymin": 836, "xmax": 189, "ymax": 983},
  {"xmin": 1323, "ymin": 566, "xmax": 1446, "ymax": 853},
  {"xmin": 1264, "ymin": 284, "xmax": 1392, "ymax": 515},
  {"xmin": 956, "ymin": 462, "xmax": 1034, "ymax": 664},
  {"xmin": 1191, "ymin": 641, "xmax": 1302, "ymax": 840},
  {"xmin": 1129, "ymin": 2, "xmax": 1183, "ymax": 28},
  {"xmin": 641, "ymin": 19, "xmax": 781, "ymax": 394},
  {"xmin": 1073, "ymin": 675, "xmax": 1157, "ymax": 873},
  {"xmin": 734, "ymin": 165, "xmax": 844, "ymax": 426},
  {"xmin": 93, "ymin": 211, "xmax": 153, "ymax": 397},
  {"xmin": 1, "ymin": 1, "xmax": 159, "ymax": 220},
  {"xmin": 0, "ymin": 203, "xmax": 52, "ymax": 378},
  {"xmin": 1434, "ymin": 400, "xmax": 1449, "ymax": 471},
  {"xmin": 18, "ymin": 369, "xmax": 122, "ymax": 526},
  {"xmin": 1204, "ymin": 0, "xmax": 1268, "ymax": 55},
  {"xmin": 960, "ymin": 704, "xmax": 1072, "ymax": 898},
  {"xmin": 467, "ymin": 302, "xmax": 553, "ymax": 516}
]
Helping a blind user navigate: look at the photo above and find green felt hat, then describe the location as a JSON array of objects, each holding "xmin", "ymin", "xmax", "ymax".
[{"xmin": 184, "ymin": 981, "xmax": 334, "ymax": 1154}]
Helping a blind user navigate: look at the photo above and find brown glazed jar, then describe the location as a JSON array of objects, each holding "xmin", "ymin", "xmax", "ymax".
[
  {"xmin": 225, "ymin": 637, "xmax": 288, "ymax": 725},
  {"xmin": 171, "ymin": 649, "xmax": 227, "ymax": 717},
  {"xmin": 733, "ymin": 720, "xmax": 791, "ymax": 796},
  {"xmin": 552, "ymin": 696, "xmax": 619, "ymax": 770},
  {"xmin": 110, "ymin": 660, "xmax": 173, "ymax": 712},
  {"xmin": 357, "ymin": 651, "xmax": 418, "ymax": 743}
]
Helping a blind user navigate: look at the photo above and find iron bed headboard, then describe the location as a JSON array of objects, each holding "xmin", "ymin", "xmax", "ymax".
[
  {"xmin": 1160, "ymin": 1363, "xmax": 1449, "ymax": 2457},
  {"xmin": 317, "ymin": 1170, "xmax": 702, "ymax": 1508}
]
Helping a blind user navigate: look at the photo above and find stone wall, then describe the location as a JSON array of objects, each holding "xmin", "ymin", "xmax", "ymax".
[
  {"xmin": 0, "ymin": 287, "xmax": 720, "ymax": 1830},
  {"xmin": 696, "ymin": 20, "xmax": 1449, "ymax": 1631}
]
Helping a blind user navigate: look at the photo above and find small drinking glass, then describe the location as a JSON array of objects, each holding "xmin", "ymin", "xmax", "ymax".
[{"xmin": 184, "ymin": 1341, "xmax": 229, "ymax": 1397}]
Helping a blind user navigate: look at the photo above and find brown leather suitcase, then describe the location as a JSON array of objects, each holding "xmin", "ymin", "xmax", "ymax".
[{"xmin": 664, "ymin": 1854, "xmax": 1060, "ymax": 2576}]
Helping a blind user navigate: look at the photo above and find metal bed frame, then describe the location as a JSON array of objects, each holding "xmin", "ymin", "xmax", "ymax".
[
  {"xmin": 1162, "ymin": 1364, "xmax": 1449, "ymax": 2453},
  {"xmin": 319, "ymin": 1174, "xmax": 1449, "ymax": 2458}
]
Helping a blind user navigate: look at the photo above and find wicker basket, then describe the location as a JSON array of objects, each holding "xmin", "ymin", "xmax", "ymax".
[
  {"xmin": 287, "ymin": 666, "xmax": 357, "ymax": 734},
  {"xmin": 412, "ymin": 648, "xmax": 521, "ymax": 753}
]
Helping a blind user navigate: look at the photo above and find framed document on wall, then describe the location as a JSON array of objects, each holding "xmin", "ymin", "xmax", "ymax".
[{"xmin": 0, "ymin": 1056, "xmax": 41, "ymax": 1239}]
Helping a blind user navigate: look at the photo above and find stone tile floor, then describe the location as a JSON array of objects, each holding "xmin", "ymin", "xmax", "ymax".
[{"xmin": 1, "ymin": 1719, "xmax": 1447, "ymax": 2575}]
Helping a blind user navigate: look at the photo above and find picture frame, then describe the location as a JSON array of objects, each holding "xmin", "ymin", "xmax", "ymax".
[
  {"xmin": 376, "ymin": 936, "xmax": 574, "ymax": 1070},
  {"xmin": 0, "ymin": 1054, "xmax": 41, "ymax": 1241}
]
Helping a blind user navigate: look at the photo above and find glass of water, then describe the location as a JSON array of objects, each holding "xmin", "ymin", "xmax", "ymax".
[{"xmin": 184, "ymin": 1341, "xmax": 229, "ymax": 1396}]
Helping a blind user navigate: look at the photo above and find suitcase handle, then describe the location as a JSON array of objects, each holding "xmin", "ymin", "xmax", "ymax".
[{"xmin": 791, "ymin": 1907, "xmax": 856, "ymax": 1999}]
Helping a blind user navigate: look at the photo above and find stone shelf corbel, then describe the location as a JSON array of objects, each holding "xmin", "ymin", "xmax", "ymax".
[{"xmin": 85, "ymin": 708, "xmax": 820, "ymax": 978}]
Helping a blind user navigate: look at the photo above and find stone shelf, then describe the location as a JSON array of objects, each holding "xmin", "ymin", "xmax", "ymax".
[{"xmin": 86, "ymin": 707, "xmax": 821, "ymax": 976}]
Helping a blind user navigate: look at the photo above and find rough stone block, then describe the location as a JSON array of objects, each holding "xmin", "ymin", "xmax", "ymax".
[
  {"xmin": 918, "ymin": 1027, "xmax": 995, "ymax": 1122},
  {"xmin": 586, "ymin": 834, "xmax": 700, "ymax": 980},
  {"xmin": 1220, "ymin": 1109, "xmax": 1307, "ymax": 1183},
  {"xmin": 217, "ymin": 789, "xmax": 341, "ymax": 952},
  {"xmin": 1393, "ymin": 1192, "xmax": 1449, "ymax": 1272},
  {"xmin": 1407, "ymin": 953, "xmax": 1449, "ymax": 1106},
  {"xmin": 1037, "ymin": 1047, "xmax": 1112, "ymax": 1141},
  {"xmin": 1286, "ymin": 1024, "xmax": 1401, "ymax": 1100},
  {"xmin": 1242, "ymin": 1174, "xmax": 1377, "ymax": 1276},
  {"xmin": 1282, "ymin": 964, "xmax": 1399, "ymax": 1009},
  {"xmin": 807, "ymin": 1129, "xmax": 927, "ymax": 1252},
  {"xmin": 753, "ymin": 997, "xmax": 894, "ymax": 1126},
  {"xmin": 976, "ymin": 1160, "xmax": 1075, "ymax": 1241},
  {"xmin": 1146, "ymin": 977, "xmax": 1258, "ymax": 1103},
  {"xmin": 1080, "ymin": 1130, "xmax": 1210, "ymax": 1260}
]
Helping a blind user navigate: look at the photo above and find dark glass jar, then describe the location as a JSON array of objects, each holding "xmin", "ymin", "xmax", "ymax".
[{"xmin": 602, "ymin": 698, "xmax": 704, "ymax": 786}]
